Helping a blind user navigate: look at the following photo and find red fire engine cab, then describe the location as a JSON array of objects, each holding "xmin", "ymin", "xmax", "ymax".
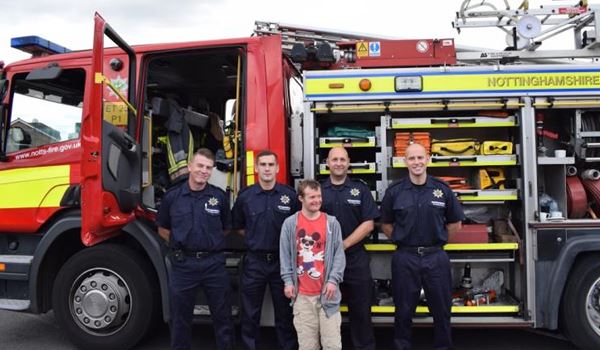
[{"xmin": 0, "ymin": 13, "xmax": 298, "ymax": 349}]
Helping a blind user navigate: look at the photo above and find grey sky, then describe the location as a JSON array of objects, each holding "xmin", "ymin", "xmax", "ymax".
[{"xmin": 0, "ymin": 0, "xmax": 579, "ymax": 66}]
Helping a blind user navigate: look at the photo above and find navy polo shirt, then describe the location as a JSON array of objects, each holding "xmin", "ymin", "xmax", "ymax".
[
  {"xmin": 380, "ymin": 175, "xmax": 464, "ymax": 246},
  {"xmin": 156, "ymin": 181, "xmax": 231, "ymax": 251},
  {"xmin": 321, "ymin": 177, "xmax": 380, "ymax": 252},
  {"xmin": 232, "ymin": 183, "xmax": 299, "ymax": 252}
]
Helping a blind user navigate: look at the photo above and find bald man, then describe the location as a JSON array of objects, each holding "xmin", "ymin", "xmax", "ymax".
[
  {"xmin": 320, "ymin": 146, "xmax": 379, "ymax": 350},
  {"xmin": 380, "ymin": 143, "xmax": 465, "ymax": 350}
]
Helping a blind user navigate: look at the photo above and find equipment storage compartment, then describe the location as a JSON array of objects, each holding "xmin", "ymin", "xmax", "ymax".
[
  {"xmin": 303, "ymin": 71, "xmax": 529, "ymax": 325},
  {"xmin": 387, "ymin": 108, "xmax": 521, "ymax": 205},
  {"xmin": 363, "ymin": 243, "xmax": 521, "ymax": 316},
  {"xmin": 313, "ymin": 112, "xmax": 386, "ymax": 200},
  {"xmin": 535, "ymin": 107, "xmax": 600, "ymax": 221},
  {"xmin": 377, "ymin": 102, "xmax": 525, "ymax": 318}
]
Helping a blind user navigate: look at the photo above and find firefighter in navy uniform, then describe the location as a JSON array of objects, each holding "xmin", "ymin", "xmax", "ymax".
[
  {"xmin": 320, "ymin": 146, "xmax": 379, "ymax": 350},
  {"xmin": 380, "ymin": 143, "xmax": 465, "ymax": 350},
  {"xmin": 232, "ymin": 150, "xmax": 299, "ymax": 350},
  {"xmin": 156, "ymin": 148, "xmax": 235, "ymax": 350}
]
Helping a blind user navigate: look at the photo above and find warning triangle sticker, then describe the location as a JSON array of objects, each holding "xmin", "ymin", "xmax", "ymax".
[{"xmin": 356, "ymin": 41, "xmax": 368, "ymax": 58}]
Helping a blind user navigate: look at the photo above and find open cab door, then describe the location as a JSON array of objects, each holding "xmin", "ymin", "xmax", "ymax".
[{"xmin": 81, "ymin": 13, "xmax": 141, "ymax": 245}]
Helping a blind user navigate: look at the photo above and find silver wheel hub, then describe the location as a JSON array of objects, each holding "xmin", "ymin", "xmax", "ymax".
[
  {"xmin": 70, "ymin": 268, "xmax": 131, "ymax": 334},
  {"xmin": 586, "ymin": 276, "xmax": 600, "ymax": 336}
]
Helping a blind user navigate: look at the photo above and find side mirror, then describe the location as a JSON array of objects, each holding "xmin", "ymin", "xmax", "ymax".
[
  {"xmin": 5, "ymin": 126, "xmax": 31, "ymax": 153},
  {"xmin": 9, "ymin": 127, "xmax": 24, "ymax": 143}
]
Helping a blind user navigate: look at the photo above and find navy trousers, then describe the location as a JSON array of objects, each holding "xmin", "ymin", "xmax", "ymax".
[
  {"xmin": 240, "ymin": 253, "xmax": 297, "ymax": 350},
  {"xmin": 340, "ymin": 249, "xmax": 376, "ymax": 350},
  {"xmin": 168, "ymin": 253, "xmax": 234, "ymax": 350},
  {"xmin": 392, "ymin": 249, "xmax": 452, "ymax": 350}
]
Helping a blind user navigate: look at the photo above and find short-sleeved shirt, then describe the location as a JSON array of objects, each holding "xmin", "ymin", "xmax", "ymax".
[
  {"xmin": 320, "ymin": 177, "xmax": 380, "ymax": 252},
  {"xmin": 156, "ymin": 181, "xmax": 231, "ymax": 251},
  {"xmin": 232, "ymin": 183, "xmax": 299, "ymax": 252},
  {"xmin": 296, "ymin": 211, "xmax": 327, "ymax": 296},
  {"xmin": 380, "ymin": 175, "xmax": 465, "ymax": 246}
]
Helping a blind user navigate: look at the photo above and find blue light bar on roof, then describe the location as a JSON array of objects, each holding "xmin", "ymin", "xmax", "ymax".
[{"xmin": 11, "ymin": 36, "xmax": 71, "ymax": 56}]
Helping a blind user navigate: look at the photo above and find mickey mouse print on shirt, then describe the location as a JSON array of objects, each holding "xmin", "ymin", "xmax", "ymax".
[
  {"xmin": 295, "ymin": 212, "xmax": 328, "ymax": 296},
  {"xmin": 297, "ymin": 229, "xmax": 324, "ymax": 279}
]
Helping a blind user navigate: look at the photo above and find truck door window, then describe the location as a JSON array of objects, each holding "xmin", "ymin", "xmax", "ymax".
[{"xmin": 7, "ymin": 69, "xmax": 84, "ymax": 153}]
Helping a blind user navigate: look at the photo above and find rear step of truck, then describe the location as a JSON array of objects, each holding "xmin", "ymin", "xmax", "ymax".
[
  {"xmin": 193, "ymin": 304, "xmax": 240, "ymax": 317},
  {"xmin": 0, "ymin": 298, "xmax": 30, "ymax": 311},
  {"xmin": 370, "ymin": 315, "xmax": 532, "ymax": 326},
  {"xmin": 0, "ymin": 255, "xmax": 33, "ymax": 311}
]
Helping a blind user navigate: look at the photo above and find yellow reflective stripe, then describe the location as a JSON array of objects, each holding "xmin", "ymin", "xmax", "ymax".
[
  {"xmin": 364, "ymin": 244, "xmax": 396, "ymax": 251},
  {"xmin": 246, "ymin": 151, "xmax": 255, "ymax": 185},
  {"xmin": 427, "ymin": 160, "xmax": 516, "ymax": 167},
  {"xmin": 391, "ymin": 122, "xmax": 516, "ymax": 129},
  {"xmin": 416, "ymin": 305, "xmax": 519, "ymax": 314},
  {"xmin": 339, "ymin": 305, "xmax": 519, "ymax": 314},
  {"xmin": 320, "ymin": 164, "xmax": 376, "ymax": 175},
  {"xmin": 168, "ymin": 161, "xmax": 188, "ymax": 175},
  {"xmin": 392, "ymin": 158, "xmax": 517, "ymax": 168},
  {"xmin": 312, "ymin": 101, "xmax": 523, "ymax": 112},
  {"xmin": 364, "ymin": 242, "xmax": 519, "ymax": 251},
  {"xmin": 0, "ymin": 165, "xmax": 70, "ymax": 208},
  {"xmin": 444, "ymin": 243, "xmax": 518, "ymax": 250},
  {"xmin": 424, "ymin": 72, "xmax": 600, "ymax": 93},
  {"xmin": 165, "ymin": 132, "xmax": 194, "ymax": 175},
  {"xmin": 165, "ymin": 140, "xmax": 176, "ymax": 173},
  {"xmin": 319, "ymin": 142, "xmax": 375, "ymax": 148},
  {"xmin": 165, "ymin": 137, "xmax": 186, "ymax": 175},
  {"xmin": 306, "ymin": 71, "xmax": 600, "ymax": 96},
  {"xmin": 534, "ymin": 100, "xmax": 600, "ymax": 107},
  {"xmin": 40, "ymin": 184, "xmax": 71, "ymax": 207},
  {"xmin": 320, "ymin": 169, "xmax": 378, "ymax": 175},
  {"xmin": 459, "ymin": 195, "xmax": 518, "ymax": 201},
  {"xmin": 187, "ymin": 130, "xmax": 194, "ymax": 163},
  {"xmin": 305, "ymin": 77, "xmax": 393, "ymax": 95}
]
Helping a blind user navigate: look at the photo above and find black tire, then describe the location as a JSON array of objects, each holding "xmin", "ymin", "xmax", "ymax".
[
  {"xmin": 561, "ymin": 255, "xmax": 600, "ymax": 350},
  {"xmin": 52, "ymin": 244, "xmax": 159, "ymax": 350}
]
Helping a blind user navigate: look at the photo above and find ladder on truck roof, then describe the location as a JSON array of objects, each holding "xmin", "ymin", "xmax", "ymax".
[
  {"xmin": 453, "ymin": 0, "xmax": 600, "ymax": 63},
  {"xmin": 253, "ymin": 20, "xmax": 390, "ymax": 55},
  {"xmin": 253, "ymin": 21, "xmax": 457, "ymax": 69}
]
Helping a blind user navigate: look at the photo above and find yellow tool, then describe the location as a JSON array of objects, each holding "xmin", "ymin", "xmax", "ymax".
[{"xmin": 479, "ymin": 168, "xmax": 506, "ymax": 189}]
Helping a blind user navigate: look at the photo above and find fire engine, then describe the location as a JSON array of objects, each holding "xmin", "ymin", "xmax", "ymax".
[{"xmin": 1, "ymin": 1, "xmax": 600, "ymax": 349}]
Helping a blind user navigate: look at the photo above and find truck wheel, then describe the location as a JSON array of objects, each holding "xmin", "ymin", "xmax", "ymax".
[
  {"xmin": 561, "ymin": 255, "xmax": 600, "ymax": 350},
  {"xmin": 52, "ymin": 244, "xmax": 159, "ymax": 350}
]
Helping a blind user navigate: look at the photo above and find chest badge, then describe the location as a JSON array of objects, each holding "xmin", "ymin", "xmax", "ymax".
[
  {"xmin": 433, "ymin": 189, "xmax": 444, "ymax": 198},
  {"xmin": 280, "ymin": 195, "xmax": 291, "ymax": 205},
  {"xmin": 208, "ymin": 197, "xmax": 219, "ymax": 206},
  {"xmin": 350, "ymin": 188, "xmax": 360, "ymax": 197}
]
